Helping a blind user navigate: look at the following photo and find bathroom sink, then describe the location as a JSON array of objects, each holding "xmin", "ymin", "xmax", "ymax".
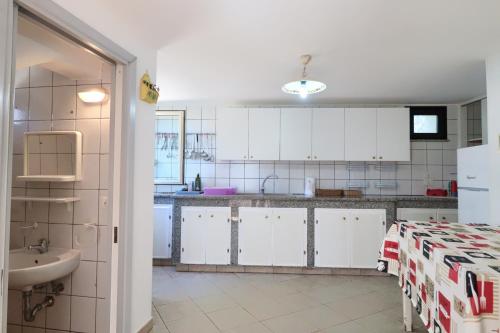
[{"xmin": 9, "ymin": 248, "xmax": 80, "ymax": 290}]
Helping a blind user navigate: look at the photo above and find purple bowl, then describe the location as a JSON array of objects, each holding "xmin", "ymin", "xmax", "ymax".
[{"xmin": 203, "ymin": 187, "xmax": 237, "ymax": 196}]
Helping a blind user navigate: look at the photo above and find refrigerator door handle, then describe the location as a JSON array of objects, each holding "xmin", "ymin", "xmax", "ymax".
[{"xmin": 457, "ymin": 187, "xmax": 489, "ymax": 192}]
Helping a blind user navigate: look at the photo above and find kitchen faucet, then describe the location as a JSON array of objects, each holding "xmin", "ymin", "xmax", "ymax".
[
  {"xmin": 261, "ymin": 174, "xmax": 279, "ymax": 194},
  {"xmin": 28, "ymin": 239, "xmax": 49, "ymax": 253}
]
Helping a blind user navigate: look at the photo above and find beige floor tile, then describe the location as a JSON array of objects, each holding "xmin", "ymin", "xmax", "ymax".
[
  {"xmin": 223, "ymin": 321, "xmax": 273, "ymax": 333},
  {"xmin": 275, "ymin": 292, "xmax": 321, "ymax": 313},
  {"xmin": 240, "ymin": 297, "xmax": 297, "ymax": 321},
  {"xmin": 326, "ymin": 290, "xmax": 398, "ymax": 320},
  {"xmin": 166, "ymin": 313, "xmax": 220, "ymax": 333},
  {"xmin": 261, "ymin": 311, "xmax": 318, "ymax": 333},
  {"xmin": 319, "ymin": 320, "xmax": 368, "ymax": 333},
  {"xmin": 194, "ymin": 293, "xmax": 238, "ymax": 313},
  {"xmin": 207, "ymin": 306, "xmax": 257, "ymax": 331},
  {"xmin": 157, "ymin": 299, "xmax": 203, "ymax": 323},
  {"xmin": 298, "ymin": 305, "xmax": 351, "ymax": 330},
  {"xmin": 152, "ymin": 323, "xmax": 170, "ymax": 333}
]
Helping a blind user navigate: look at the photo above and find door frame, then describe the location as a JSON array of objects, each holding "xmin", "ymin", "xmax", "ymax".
[{"xmin": 0, "ymin": 0, "xmax": 138, "ymax": 332}]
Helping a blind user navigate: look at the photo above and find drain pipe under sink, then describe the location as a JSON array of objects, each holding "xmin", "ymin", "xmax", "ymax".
[{"xmin": 22, "ymin": 290, "xmax": 55, "ymax": 322}]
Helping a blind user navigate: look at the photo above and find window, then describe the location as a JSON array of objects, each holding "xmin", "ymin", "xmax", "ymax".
[
  {"xmin": 155, "ymin": 110, "xmax": 185, "ymax": 184},
  {"xmin": 409, "ymin": 106, "xmax": 447, "ymax": 140}
]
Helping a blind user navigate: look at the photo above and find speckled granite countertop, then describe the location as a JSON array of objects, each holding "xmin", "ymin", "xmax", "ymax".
[{"xmin": 155, "ymin": 193, "xmax": 458, "ymax": 202}]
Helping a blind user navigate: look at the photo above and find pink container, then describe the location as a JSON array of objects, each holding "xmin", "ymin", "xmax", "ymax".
[{"xmin": 203, "ymin": 187, "xmax": 237, "ymax": 196}]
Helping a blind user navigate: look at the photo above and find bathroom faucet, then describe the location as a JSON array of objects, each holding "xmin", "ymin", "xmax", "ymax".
[
  {"xmin": 261, "ymin": 174, "xmax": 279, "ymax": 194},
  {"xmin": 28, "ymin": 239, "xmax": 48, "ymax": 253}
]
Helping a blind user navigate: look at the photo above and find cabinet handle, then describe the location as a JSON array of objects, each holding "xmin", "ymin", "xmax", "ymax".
[
  {"xmin": 210, "ymin": 214, "xmax": 214, "ymax": 218},
  {"xmin": 314, "ymin": 156, "xmax": 318, "ymax": 159},
  {"xmin": 168, "ymin": 243, "xmax": 171, "ymax": 248},
  {"xmin": 372, "ymin": 156, "xmax": 376, "ymax": 159},
  {"xmin": 169, "ymin": 215, "xmax": 171, "ymax": 220},
  {"xmin": 239, "ymin": 249, "xmax": 242, "ymax": 253},
  {"xmin": 429, "ymin": 217, "xmax": 434, "ymax": 220},
  {"xmin": 198, "ymin": 214, "xmax": 202, "ymax": 218},
  {"xmin": 303, "ymin": 250, "xmax": 306, "ymax": 255},
  {"xmin": 315, "ymin": 250, "xmax": 318, "ymax": 255},
  {"xmin": 277, "ymin": 216, "xmax": 281, "ymax": 219},
  {"xmin": 227, "ymin": 249, "xmax": 230, "ymax": 253},
  {"xmin": 243, "ymin": 155, "xmax": 247, "ymax": 159},
  {"xmin": 355, "ymin": 217, "xmax": 359, "ymax": 221},
  {"xmin": 442, "ymin": 216, "xmax": 446, "ymax": 220},
  {"xmin": 265, "ymin": 215, "xmax": 268, "ymax": 219},
  {"xmin": 315, "ymin": 220, "xmax": 318, "ymax": 224},
  {"xmin": 379, "ymin": 156, "xmax": 383, "ymax": 160},
  {"xmin": 342, "ymin": 217, "xmax": 346, "ymax": 220},
  {"xmin": 250, "ymin": 155, "xmax": 254, "ymax": 159},
  {"xmin": 182, "ymin": 248, "xmax": 184, "ymax": 252},
  {"xmin": 307, "ymin": 156, "xmax": 311, "ymax": 159}
]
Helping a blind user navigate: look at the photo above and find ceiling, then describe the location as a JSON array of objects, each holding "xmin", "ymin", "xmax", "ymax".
[
  {"xmin": 54, "ymin": 0, "xmax": 500, "ymax": 104},
  {"xmin": 16, "ymin": 15, "xmax": 112, "ymax": 81}
]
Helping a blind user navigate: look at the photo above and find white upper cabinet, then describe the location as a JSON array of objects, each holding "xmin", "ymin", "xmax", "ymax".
[
  {"xmin": 376, "ymin": 108, "xmax": 410, "ymax": 161},
  {"xmin": 280, "ymin": 108, "xmax": 312, "ymax": 160},
  {"xmin": 216, "ymin": 108, "xmax": 249, "ymax": 160},
  {"xmin": 345, "ymin": 108, "xmax": 377, "ymax": 161},
  {"xmin": 248, "ymin": 108, "xmax": 280, "ymax": 160},
  {"xmin": 312, "ymin": 108, "xmax": 345, "ymax": 160}
]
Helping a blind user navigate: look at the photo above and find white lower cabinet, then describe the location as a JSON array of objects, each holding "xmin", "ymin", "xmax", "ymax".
[
  {"xmin": 315, "ymin": 209, "xmax": 386, "ymax": 269},
  {"xmin": 153, "ymin": 205, "xmax": 172, "ymax": 259},
  {"xmin": 181, "ymin": 206, "xmax": 231, "ymax": 265},
  {"xmin": 238, "ymin": 207, "xmax": 307, "ymax": 267},
  {"xmin": 397, "ymin": 208, "xmax": 458, "ymax": 223}
]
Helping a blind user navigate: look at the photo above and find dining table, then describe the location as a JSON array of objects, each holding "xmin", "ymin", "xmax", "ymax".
[{"xmin": 378, "ymin": 219, "xmax": 500, "ymax": 333}]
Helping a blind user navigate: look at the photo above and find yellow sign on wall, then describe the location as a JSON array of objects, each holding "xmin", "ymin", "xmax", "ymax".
[{"xmin": 140, "ymin": 72, "xmax": 159, "ymax": 104}]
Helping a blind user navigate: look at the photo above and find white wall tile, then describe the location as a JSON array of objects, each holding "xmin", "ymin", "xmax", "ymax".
[
  {"xmin": 49, "ymin": 224, "xmax": 73, "ymax": 248},
  {"xmin": 15, "ymin": 67, "xmax": 29, "ymax": 88},
  {"xmin": 319, "ymin": 164, "xmax": 334, "ymax": 179},
  {"xmin": 99, "ymin": 155, "xmax": 109, "ymax": 189},
  {"xmin": 73, "ymin": 225, "xmax": 98, "ymax": 261},
  {"xmin": 29, "ymin": 66, "xmax": 52, "ymax": 87},
  {"xmin": 76, "ymin": 154, "xmax": 100, "ymax": 190},
  {"xmin": 305, "ymin": 163, "xmax": 319, "ymax": 178},
  {"xmin": 259, "ymin": 163, "xmax": 275, "ymax": 178},
  {"xmin": 411, "ymin": 165, "xmax": 426, "ymax": 181},
  {"xmin": 72, "ymin": 261, "xmax": 97, "ymax": 297},
  {"xmin": 427, "ymin": 150, "xmax": 443, "ymax": 165},
  {"xmin": 14, "ymin": 88, "xmax": 29, "ymax": 120},
  {"xmin": 289, "ymin": 179, "xmax": 304, "ymax": 194},
  {"xmin": 96, "ymin": 298, "xmax": 110, "ymax": 333},
  {"xmin": 100, "ymin": 118, "xmax": 110, "ymax": 153},
  {"xmin": 274, "ymin": 162, "xmax": 290, "ymax": 178},
  {"xmin": 244, "ymin": 178, "xmax": 259, "ymax": 193},
  {"xmin": 53, "ymin": 85, "xmax": 76, "ymax": 119},
  {"xmin": 186, "ymin": 105, "xmax": 202, "ymax": 119},
  {"xmin": 53, "ymin": 73, "xmax": 76, "ymax": 86},
  {"xmin": 289, "ymin": 162, "xmax": 305, "ymax": 179},
  {"xmin": 229, "ymin": 178, "xmax": 244, "ymax": 192},
  {"xmin": 229, "ymin": 163, "xmax": 244, "ymax": 178},
  {"xmin": 97, "ymin": 262, "xmax": 111, "ymax": 298},
  {"xmin": 443, "ymin": 150, "xmax": 457, "ymax": 165},
  {"xmin": 70, "ymin": 296, "xmax": 96, "ymax": 333},
  {"xmin": 215, "ymin": 163, "xmax": 230, "ymax": 179},
  {"xmin": 202, "ymin": 105, "xmax": 216, "ymax": 119},
  {"xmin": 76, "ymin": 119, "xmax": 101, "ymax": 153},
  {"xmin": 410, "ymin": 150, "xmax": 426, "ymax": 165},
  {"xmin": 98, "ymin": 226, "xmax": 110, "ymax": 262},
  {"xmin": 244, "ymin": 163, "xmax": 259, "ymax": 178},
  {"xmin": 29, "ymin": 87, "xmax": 52, "ymax": 120},
  {"xmin": 334, "ymin": 163, "xmax": 348, "ymax": 179},
  {"xmin": 74, "ymin": 189, "xmax": 99, "ymax": 225},
  {"xmin": 46, "ymin": 294, "xmax": 71, "ymax": 331}
]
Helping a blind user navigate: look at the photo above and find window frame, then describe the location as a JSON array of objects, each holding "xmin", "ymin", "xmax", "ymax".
[
  {"xmin": 409, "ymin": 106, "xmax": 448, "ymax": 140},
  {"xmin": 154, "ymin": 109, "xmax": 185, "ymax": 185}
]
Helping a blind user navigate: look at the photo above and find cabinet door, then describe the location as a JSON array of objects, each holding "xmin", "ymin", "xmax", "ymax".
[
  {"xmin": 397, "ymin": 208, "xmax": 438, "ymax": 222},
  {"xmin": 216, "ymin": 108, "xmax": 249, "ymax": 160},
  {"xmin": 272, "ymin": 208, "xmax": 307, "ymax": 267},
  {"xmin": 345, "ymin": 108, "xmax": 377, "ymax": 161},
  {"xmin": 376, "ymin": 108, "xmax": 410, "ymax": 161},
  {"xmin": 238, "ymin": 208, "xmax": 273, "ymax": 266},
  {"xmin": 180, "ymin": 207, "xmax": 205, "ymax": 264},
  {"xmin": 350, "ymin": 210, "xmax": 386, "ymax": 268},
  {"xmin": 153, "ymin": 205, "xmax": 173, "ymax": 258},
  {"xmin": 312, "ymin": 108, "xmax": 345, "ymax": 160},
  {"xmin": 205, "ymin": 207, "xmax": 231, "ymax": 265},
  {"xmin": 248, "ymin": 108, "xmax": 280, "ymax": 160},
  {"xmin": 280, "ymin": 108, "xmax": 312, "ymax": 160},
  {"xmin": 436, "ymin": 208, "xmax": 458, "ymax": 223},
  {"xmin": 314, "ymin": 209, "xmax": 350, "ymax": 268}
]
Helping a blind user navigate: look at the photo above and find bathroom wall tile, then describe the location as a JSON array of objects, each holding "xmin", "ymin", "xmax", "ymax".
[
  {"xmin": 100, "ymin": 118, "xmax": 110, "ymax": 153},
  {"xmin": 14, "ymin": 88, "xmax": 29, "ymax": 120},
  {"xmin": 72, "ymin": 261, "xmax": 97, "ymax": 297},
  {"xmin": 15, "ymin": 67, "xmax": 29, "ymax": 88},
  {"xmin": 97, "ymin": 262, "xmax": 111, "ymax": 298},
  {"xmin": 46, "ymin": 294, "xmax": 71, "ymax": 331},
  {"xmin": 52, "ymin": 119, "xmax": 76, "ymax": 131},
  {"xmin": 70, "ymin": 296, "xmax": 96, "ymax": 333},
  {"xmin": 29, "ymin": 87, "xmax": 52, "ymax": 121},
  {"xmin": 12, "ymin": 122, "xmax": 26, "ymax": 155},
  {"xmin": 96, "ymin": 298, "xmax": 110, "ymax": 333},
  {"xmin": 29, "ymin": 66, "xmax": 52, "ymax": 87},
  {"xmin": 76, "ymin": 154, "xmax": 100, "ymax": 190},
  {"xmin": 73, "ymin": 224, "xmax": 98, "ymax": 261},
  {"xmin": 98, "ymin": 190, "xmax": 109, "ymax": 226},
  {"xmin": 98, "ymin": 226, "xmax": 110, "ymax": 262},
  {"xmin": 53, "ymin": 85, "xmax": 77, "ymax": 120},
  {"xmin": 76, "ymin": 119, "xmax": 101, "ymax": 153},
  {"xmin": 74, "ymin": 190, "xmax": 99, "ymax": 225},
  {"xmin": 10, "ymin": 188, "xmax": 26, "ymax": 222},
  {"xmin": 53, "ymin": 72, "xmax": 76, "ymax": 86},
  {"xmin": 99, "ymin": 154, "xmax": 109, "ymax": 189},
  {"xmin": 49, "ymin": 224, "xmax": 73, "ymax": 248},
  {"xmin": 9, "ymin": 222, "xmax": 24, "ymax": 249},
  {"xmin": 25, "ymin": 189, "xmax": 49, "ymax": 223}
]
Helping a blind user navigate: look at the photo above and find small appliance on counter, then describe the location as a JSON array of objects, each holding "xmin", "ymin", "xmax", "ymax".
[
  {"xmin": 426, "ymin": 188, "xmax": 448, "ymax": 197},
  {"xmin": 304, "ymin": 177, "xmax": 315, "ymax": 197},
  {"xmin": 203, "ymin": 187, "xmax": 237, "ymax": 196}
]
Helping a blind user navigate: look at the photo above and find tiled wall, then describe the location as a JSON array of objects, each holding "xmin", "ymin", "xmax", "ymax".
[
  {"xmin": 8, "ymin": 65, "xmax": 112, "ymax": 333},
  {"xmin": 155, "ymin": 104, "xmax": 459, "ymax": 195}
]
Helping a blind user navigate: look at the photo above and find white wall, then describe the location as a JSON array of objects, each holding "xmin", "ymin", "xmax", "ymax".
[
  {"xmin": 156, "ymin": 103, "xmax": 460, "ymax": 196},
  {"xmin": 486, "ymin": 55, "xmax": 500, "ymax": 226}
]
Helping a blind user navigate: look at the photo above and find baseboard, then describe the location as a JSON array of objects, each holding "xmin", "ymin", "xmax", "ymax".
[
  {"xmin": 137, "ymin": 318, "xmax": 154, "ymax": 333},
  {"xmin": 175, "ymin": 264, "xmax": 389, "ymax": 276},
  {"xmin": 153, "ymin": 258, "xmax": 172, "ymax": 266}
]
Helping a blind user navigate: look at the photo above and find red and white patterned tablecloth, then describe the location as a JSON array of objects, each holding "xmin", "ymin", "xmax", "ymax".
[{"xmin": 378, "ymin": 220, "xmax": 500, "ymax": 333}]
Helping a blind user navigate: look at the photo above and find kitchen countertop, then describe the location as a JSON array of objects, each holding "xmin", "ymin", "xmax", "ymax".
[{"xmin": 155, "ymin": 193, "xmax": 458, "ymax": 202}]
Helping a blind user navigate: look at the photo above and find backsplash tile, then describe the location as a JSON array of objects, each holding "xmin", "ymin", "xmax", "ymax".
[{"xmin": 156, "ymin": 104, "xmax": 459, "ymax": 196}]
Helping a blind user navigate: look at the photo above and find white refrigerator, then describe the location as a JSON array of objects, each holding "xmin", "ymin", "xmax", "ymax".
[{"xmin": 457, "ymin": 145, "xmax": 489, "ymax": 224}]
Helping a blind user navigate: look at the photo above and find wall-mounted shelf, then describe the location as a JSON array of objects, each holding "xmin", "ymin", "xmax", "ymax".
[
  {"xmin": 11, "ymin": 196, "xmax": 80, "ymax": 211},
  {"xmin": 17, "ymin": 175, "xmax": 77, "ymax": 182}
]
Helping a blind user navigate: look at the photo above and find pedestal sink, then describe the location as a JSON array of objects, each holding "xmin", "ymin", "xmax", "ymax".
[{"xmin": 9, "ymin": 248, "xmax": 81, "ymax": 291}]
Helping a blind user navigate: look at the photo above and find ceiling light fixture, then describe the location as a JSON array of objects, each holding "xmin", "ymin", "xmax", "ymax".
[
  {"xmin": 282, "ymin": 54, "xmax": 326, "ymax": 98},
  {"xmin": 78, "ymin": 87, "xmax": 108, "ymax": 103}
]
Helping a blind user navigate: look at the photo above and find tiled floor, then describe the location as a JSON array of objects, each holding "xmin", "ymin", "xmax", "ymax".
[{"xmin": 152, "ymin": 266, "xmax": 426, "ymax": 333}]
